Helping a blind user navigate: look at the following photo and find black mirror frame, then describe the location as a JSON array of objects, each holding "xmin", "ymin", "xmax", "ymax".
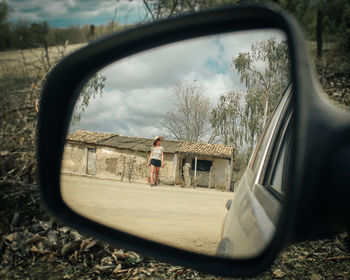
[{"xmin": 37, "ymin": 3, "xmax": 350, "ymax": 278}]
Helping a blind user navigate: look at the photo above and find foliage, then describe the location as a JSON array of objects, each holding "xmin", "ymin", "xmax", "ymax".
[
  {"xmin": 0, "ymin": 1, "xmax": 111, "ymax": 184},
  {"xmin": 279, "ymin": 0, "xmax": 317, "ymax": 39},
  {"xmin": 161, "ymin": 81, "xmax": 216, "ymax": 143},
  {"xmin": 47, "ymin": 25, "xmax": 90, "ymax": 46},
  {"xmin": 141, "ymin": 0, "xmax": 240, "ymax": 21},
  {"xmin": 233, "ymin": 150, "xmax": 251, "ymax": 183},
  {"xmin": 278, "ymin": 0, "xmax": 350, "ymax": 55},
  {"xmin": 0, "ymin": 2, "xmax": 129, "ymax": 52},
  {"xmin": 0, "ymin": 84, "xmax": 39, "ymax": 183},
  {"xmin": 212, "ymin": 38, "xmax": 290, "ymax": 149},
  {"xmin": 211, "ymin": 90, "xmax": 244, "ymax": 146},
  {"xmin": 323, "ymin": 0, "xmax": 350, "ymax": 52},
  {"xmin": 233, "ymin": 38, "xmax": 290, "ymax": 128},
  {"xmin": 0, "ymin": 1, "xmax": 12, "ymax": 50},
  {"xmin": 211, "ymin": 38, "xmax": 290, "ymax": 181},
  {"xmin": 71, "ymin": 73, "xmax": 106, "ymax": 125},
  {"xmin": 146, "ymin": 0, "xmax": 350, "ymax": 57}
]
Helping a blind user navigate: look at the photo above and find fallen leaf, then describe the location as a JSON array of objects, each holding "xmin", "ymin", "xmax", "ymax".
[
  {"xmin": 311, "ymin": 274, "xmax": 324, "ymax": 280},
  {"xmin": 298, "ymin": 255, "xmax": 306, "ymax": 261},
  {"xmin": 70, "ymin": 230, "xmax": 82, "ymax": 241},
  {"xmin": 112, "ymin": 264, "xmax": 122, "ymax": 274},
  {"xmin": 58, "ymin": 227, "xmax": 71, "ymax": 234},
  {"xmin": 30, "ymin": 245, "xmax": 39, "ymax": 253},
  {"xmin": 25, "ymin": 234, "xmax": 45, "ymax": 245},
  {"xmin": 125, "ymin": 251, "xmax": 142, "ymax": 264},
  {"xmin": 80, "ymin": 238, "xmax": 96, "ymax": 253},
  {"xmin": 45, "ymin": 230, "xmax": 58, "ymax": 248},
  {"xmin": 273, "ymin": 268, "xmax": 286, "ymax": 278},
  {"xmin": 39, "ymin": 220, "xmax": 53, "ymax": 231},
  {"xmin": 3, "ymin": 232, "xmax": 17, "ymax": 243},
  {"xmin": 62, "ymin": 240, "xmax": 81, "ymax": 257}
]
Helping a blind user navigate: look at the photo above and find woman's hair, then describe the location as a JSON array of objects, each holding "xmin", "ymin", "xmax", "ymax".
[
  {"xmin": 153, "ymin": 139, "xmax": 160, "ymax": 147},
  {"xmin": 153, "ymin": 136, "xmax": 163, "ymax": 146}
]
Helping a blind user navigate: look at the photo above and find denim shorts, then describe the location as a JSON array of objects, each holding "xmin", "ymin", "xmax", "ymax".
[{"xmin": 151, "ymin": 158, "xmax": 161, "ymax": 167}]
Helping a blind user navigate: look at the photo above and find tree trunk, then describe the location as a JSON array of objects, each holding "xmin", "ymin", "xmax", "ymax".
[
  {"xmin": 44, "ymin": 42, "xmax": 51, "ymax": 69},
  {"xmin": 262, "ymin": 96, "xmax": 269, "ymax": 129},
  {"xmin": 317, "ymin": 9, "xmax": 323, "ymax": 58}
]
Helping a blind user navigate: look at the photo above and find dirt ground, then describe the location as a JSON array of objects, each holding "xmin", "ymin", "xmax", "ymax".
[
  {"xmin": 1, "ymin": 179, "xmax": 348, "ymax": 280},
  {"xmin": 61, "ymin": 174, "xmax": 233, "ymax": 256}
]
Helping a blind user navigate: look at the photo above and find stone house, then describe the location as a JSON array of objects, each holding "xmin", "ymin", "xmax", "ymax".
[{"xmin": 62, "ymin": 130, "xmax": 234, "ymax": 191}]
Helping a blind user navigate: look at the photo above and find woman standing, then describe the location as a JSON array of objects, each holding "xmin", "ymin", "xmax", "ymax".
[{"xmin": 148, "ymin": 136, "xmax": 164, "ymax": 187}]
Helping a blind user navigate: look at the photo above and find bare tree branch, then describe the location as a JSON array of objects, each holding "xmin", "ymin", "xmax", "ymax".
[
  {"xmin": 161, "ymin": 81, "xmax": 217, "ymax": 143},
  {"xmin": 143, "ymin": 0, "xmax": 156, "ymax": 21}
]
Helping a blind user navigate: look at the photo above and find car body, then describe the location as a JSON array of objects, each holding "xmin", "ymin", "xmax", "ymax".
[{"xmin": 217, "ymin": 85, "xmax": 293, "ymax": 258}]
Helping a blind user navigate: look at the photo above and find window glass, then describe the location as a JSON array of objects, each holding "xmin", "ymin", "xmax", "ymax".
[
  {"xmin": 192, "ymin": 159, "xmax": 212, "ymax": 172},
  {"xmin": 270, "ymin": 136, "xmax": 288, "ymax": 193},
  {"xmin": 251, "ymin": 91, "xmax": 290, "ymax": 176}
]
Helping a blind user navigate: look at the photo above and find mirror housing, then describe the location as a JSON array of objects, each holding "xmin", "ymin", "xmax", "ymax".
[{"xmin": 37, "ymin": 3, "xmax": 350, "ymax": 277}]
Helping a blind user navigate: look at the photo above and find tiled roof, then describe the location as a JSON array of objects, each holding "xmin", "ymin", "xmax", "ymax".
[
  {"xmin": 178, "ymin": 142, "xmax": 234, "ymax": 159},
  {"xmin": 101, "ymin": 135, "xmax": 182, "ymax": 154},
  {"xmin": 66, "ymin": 130, "xmax": 114, "ymax": 144},
  {"xmin": 67, "ymin": 130, "xmax": 233, "ymax": 159}
]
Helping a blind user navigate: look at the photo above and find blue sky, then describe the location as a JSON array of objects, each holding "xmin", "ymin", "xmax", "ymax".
[{"xmin": 7, "ymin": 0, "xmax": 146, "ymax": 27}]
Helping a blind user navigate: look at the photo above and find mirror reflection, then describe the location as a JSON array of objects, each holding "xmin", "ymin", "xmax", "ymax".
[{"xmin": 61, "ymin": 29, "xmax": 291, "ymax": 258}]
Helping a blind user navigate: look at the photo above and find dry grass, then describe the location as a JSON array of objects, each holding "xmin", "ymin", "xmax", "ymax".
[
  {"xmin": 0, "ymin": 43, "xmax": 86, "ymax": 80},
  {"xmin": 0, "ymin": 43, "xmax": 86, "ymax": 183}
]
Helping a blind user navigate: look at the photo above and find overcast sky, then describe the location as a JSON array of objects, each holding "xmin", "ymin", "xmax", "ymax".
[
  {"xmin": 70, "ymin": 30, "xmax": 286, "ymax": 140},
  {"xmin": 5, "ymin": 1, "xmax": 286, "ymax": 141},
  {"xmin": 7, "ymin": 0, "xmax": 146, "ymax": 26}
]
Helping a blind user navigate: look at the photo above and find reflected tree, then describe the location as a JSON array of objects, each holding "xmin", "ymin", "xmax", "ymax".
[
  {"xmin": 233, "ymin": 38, "xmax": 290, "ymax": 130},
  {"xmin": 71, "ymin": 73, "xmax": 106, "ymax": 125},
  {"xmin": 211, "ymin": 38, "xmax": 290, "ymax": 180},
  {"xmin": 161, "ymin": 80, "xmax": 216, "ymax": 143},
  {"xmin": 212, "ymin": 38, "xmax": 290, "ymax": 150},
  {"xmin": 211, "ymin": 90, "xmax": 244, "ymax": 147}
]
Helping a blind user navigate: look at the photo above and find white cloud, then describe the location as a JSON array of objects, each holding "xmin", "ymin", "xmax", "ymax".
[
  {"xmin": 66, "ymin": 0, "xmax": 77, "ymax": 8},
  {"xmin": 42, "ymin": 2, "xmax": 68, "ymax": 16},
  {"xmin": 70, "ymin": 30, "xmax": 287, "ymax": 140},
  {"xmin": 102, "ymin": 34, "xmax": 230, "ymax": 92},
  {"xmin": 8, "ymin": 0, "xmax": 145, "ymax": 26}
]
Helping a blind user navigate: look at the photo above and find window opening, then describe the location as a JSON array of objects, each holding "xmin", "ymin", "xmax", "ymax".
[{"xmin": 192, "ymin": 159, "xmax": 212, "ymax": 172}]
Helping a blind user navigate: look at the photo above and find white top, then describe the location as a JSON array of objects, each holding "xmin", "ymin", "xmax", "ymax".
[{"xmin": 151, "ymin": 146, "xmax": 164, "ymax": 160}]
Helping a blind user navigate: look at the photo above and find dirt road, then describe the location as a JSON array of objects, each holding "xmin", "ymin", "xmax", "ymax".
[{"xmin": 61, "ymin": 174, "xmax": 233, "ymax": 256}]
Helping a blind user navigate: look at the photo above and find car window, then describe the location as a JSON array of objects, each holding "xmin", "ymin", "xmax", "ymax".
[
  {"xmin": 263, "ymin": 110, "xmax": 293, "ymax": 195},
  {"xmin": 269, "ymin": 125, "xmax": 292, "ymax": 193},
  {"xmin": 250, "ymin": 86, "xmax": 292, "ymax": 180},
  {"xmin": 270, "ymin": 138, "xmax": 287, "ymax": 193}
]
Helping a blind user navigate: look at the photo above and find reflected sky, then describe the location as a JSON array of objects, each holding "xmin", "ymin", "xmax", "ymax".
[{"xmin": 70, "ymin": 30, "xmax": 286, "ymax": 139}]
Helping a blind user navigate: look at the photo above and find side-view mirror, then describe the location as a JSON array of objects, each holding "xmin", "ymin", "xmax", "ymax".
[{"xmin": 37, "ymin": 4, "xmax": 350, "ymax": 278}]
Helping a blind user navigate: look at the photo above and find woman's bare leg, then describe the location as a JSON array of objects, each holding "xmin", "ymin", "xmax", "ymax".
[
  {"xmin": 155, "ymin": 167, "xmax": 160, "ymax": 184},
  {"xmin": 150, "ymin": 165, "xmax": 155, "ymax": 184}
]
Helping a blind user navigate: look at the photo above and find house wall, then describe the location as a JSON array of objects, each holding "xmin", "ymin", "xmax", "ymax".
[
  {"xmin": 208, "ymin": 158, "xmax": 230, "ymax": 190},
  {"xmin": 62, "ymin": 142, "xmax": 233, "ymax": 189},
  {"xmin": 61, "ymin": 143, "xmax": 175, "ymax": 184},
  {"xmin": 96, "ymin": 147, "xmax": 174, "ymax": 183},
  {"xmin": 174, "ymin": 154, "xmax": 231, "ymax": 189},
  {"xmin": 61, "ymin": 143, "xmax": 89, "ymax": 175}
]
